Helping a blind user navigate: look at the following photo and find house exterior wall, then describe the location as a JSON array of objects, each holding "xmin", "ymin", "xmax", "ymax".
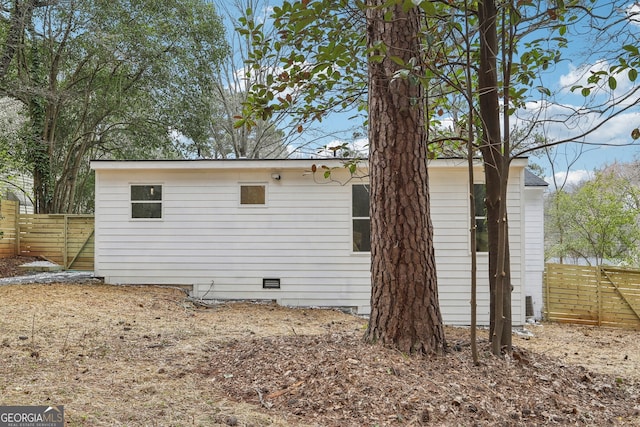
[
  {"xmin": 524, "ymin": 186, "xmax": 546, "ymax": 319},
  {"xmin": 91, "ymin": 158, "xmax": 530, "ymax": 326},
  {"xmin": 429, "ymin": 162, "xmax": 526, "ymax": 325},
  {"xmin": 0, "ymin": 172, "xmax": 34, "ymax": 214}
]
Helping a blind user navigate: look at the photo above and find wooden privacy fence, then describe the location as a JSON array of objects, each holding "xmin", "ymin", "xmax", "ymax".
[
  {"xmin": 0, "ymin": 200, "xmax": 19, "ymax": 258},
  {"xmin": 545, "ymin": 263, "xmax": 640, "ymax": 330},
  {"xmin": 0, "ymin": 200, "xmax": 94, "ymax": 271}
]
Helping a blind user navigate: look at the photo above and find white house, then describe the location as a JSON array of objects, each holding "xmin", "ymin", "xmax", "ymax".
[
  {"xmin": 90, "ymin": 157, "xmax": 543, "ymax": 326},
  {"xmin": 523, "ymin": 170, "xmax": 549, "ymax": 320},
  {"xmin": 0, "ymin": 172, "xmax": 34, "ymax": 214}
]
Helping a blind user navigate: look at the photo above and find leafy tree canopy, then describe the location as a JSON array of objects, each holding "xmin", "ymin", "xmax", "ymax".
[
  {"xmin": 546, "ymin": 168, "xmax": 640, "ymax": 266},
  {"xmin": 0, "ymin": 0, "xmax": 229, "ymax": 212}
]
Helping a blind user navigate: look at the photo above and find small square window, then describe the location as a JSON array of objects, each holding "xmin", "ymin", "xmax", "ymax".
[
  {"xmin": 240, "ymin": 184, "xmax": 266, "ymax": 205},
  {"xmin": 131, "ymin": 185, "xmax": 162, "ymax": 219}
]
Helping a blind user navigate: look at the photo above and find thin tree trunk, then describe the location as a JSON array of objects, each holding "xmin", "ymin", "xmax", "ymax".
[
  {"xmin": 468, "ymin": 148, "xmax": 478, "ymax": 365},
  {"xmin": 364, "ymin": 0, "xmax": 445, "ymax": 354},
  {"xmin": 464, "ymin": 0, "xmax": 478, "ymax": 365},
  {"xmin": 478, "ymin": 0, "xmax": 513, "ymax": 354},
  {"xmin": 499, "ymin": 3, "xmax": 515, "ymax": 353}
]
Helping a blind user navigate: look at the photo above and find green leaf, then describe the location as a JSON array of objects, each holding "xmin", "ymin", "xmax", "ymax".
[
  {"xmin": 581, "ymin": 87, "xmax": 591, "ymax": 97},
  {"xmin": 389, "ymin": 56, "xmax": 405, "ymax": 66},
  {"xmin": 536, "ymin": 86, "xmax": 551, "ymax": 96},
  {"xmin": 629, "ymin": 69, "xmax": 638, "ymax": 82},
  {"xmin": 608, "ymin": 76, "xmax": 617, "ymax": 91},
  {"xmin": 294, "ymin": 15, "xmax": 314, "ymax": 32},
  {"xmin": 397, "ymin": 69, "xmax": 410, "ymax": 79},
  {"xmin": 419, "ymin": 0, "xmax": 436, "ymax": 15}
]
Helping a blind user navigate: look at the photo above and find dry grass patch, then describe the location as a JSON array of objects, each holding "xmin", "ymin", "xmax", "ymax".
[
  {"xmin": 0, "ymin": 282, "xmax": 639, "ymax": 426},
  {"xmin": 517, "ymin": 322, "xmax": 640, "ymax": 382},
  {"xmin": 0, "ymin": 283, "xmax": 347, "ymax": 426}
]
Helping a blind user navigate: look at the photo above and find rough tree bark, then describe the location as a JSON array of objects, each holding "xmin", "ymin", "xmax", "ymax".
[
  {"xmin": 0, "ymin": 1, "xmax": 39, "ymax": 81},
  {"xmin": 364, "ymin": 0, "xmax": 446, "ymax": 354}
]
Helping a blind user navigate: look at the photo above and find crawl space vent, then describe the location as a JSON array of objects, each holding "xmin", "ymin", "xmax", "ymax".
[{"xmin": 263, "ymin": 278, "xmax": 281, "ymax": 289}]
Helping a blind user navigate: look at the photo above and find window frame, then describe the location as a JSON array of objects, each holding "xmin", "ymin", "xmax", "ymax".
[
  {"xmin": 130, "ymin": 184, "xmax": 163, "ymax": 221},
  {"xmin": 351, "ymin": 183, "xmax": 371, "ymax": 253},
  {"xmin": 239, "ymin": 182, "xmax": 268, "ymax": 207},
  {"xmin": 473, "ymin": 183, "xmax": 489, "ymax": 253}
]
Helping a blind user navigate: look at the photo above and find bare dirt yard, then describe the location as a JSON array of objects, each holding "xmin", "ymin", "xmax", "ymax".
[{"xmin": 0, "ymin": 256, "xmax": 639, "ymax": 426}]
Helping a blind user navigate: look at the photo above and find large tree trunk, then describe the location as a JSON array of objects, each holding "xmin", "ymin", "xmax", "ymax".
[
  {"xmin": 0, "ymin": 1, "xmax": 38, "ymax": 80},
  {"xmin": 27, "ymin": 95, "xmax": 52, "ymax": 214},
  {"xmin": 478, "ymin": 0, "xmax": 512, "ymax": 354},
  {"xmin": 364, "ymin": 1, "xmax": 445, "ymax": 354}
]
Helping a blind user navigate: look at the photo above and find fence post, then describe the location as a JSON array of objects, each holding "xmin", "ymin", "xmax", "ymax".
[
  {"xmin": 15, "ymin": 205, "xmax": 20, "ymax": 256},
  {"xmin": 597, "ymin": 266, "xmax": 602, "ymax": 326},
  {"xmin": 544, "ymin": 264, "xmax": 549, "ymax": 321},
  {"xmin": 63, "ymin": 215, "xmax": 68, "ymax": 269},
  {"xmin": 13, "ymin": 201, "xmax": 19, "ymax": 255}
]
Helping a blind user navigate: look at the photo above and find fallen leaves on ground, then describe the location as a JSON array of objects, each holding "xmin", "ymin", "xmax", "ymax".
[
  {"xmin": 204, "ymin": 328, "xmax": 640, "ymax": 426},
  {"xmin": 0, "ymin": 255, "xmax": 41, "ymax": 277},
  {"xmin": 0, "ymin": 256, "xmax": 639, "ymax": 426}
]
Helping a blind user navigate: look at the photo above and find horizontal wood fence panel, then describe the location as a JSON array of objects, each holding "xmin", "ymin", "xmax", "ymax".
[
  {"xmin": 0, "ymin": 208, "xmax": 94, "ymax": 271},
  {"xmin": 0, "ymin": 200, "xmax": 19, "ymax": 257},
  {"xmin": 545, "ymin": 263, "xmax": 640, "ymax": 330},
  {"xmin": 19, "ymin": 215, "xmax": 94, "ymax": 270}
]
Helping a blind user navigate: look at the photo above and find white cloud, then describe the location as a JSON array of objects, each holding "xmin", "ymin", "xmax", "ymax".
[
  {"xmin": 546, "ymin": 169, "xmax": 593, "ymax": 190},
  {"xmin": 626, "ymin": 2, "xmax": 640, "ymax": 24},
  {"xmin": 315, "ymin": 137, "xmax": 369, "ymax": 158},
  {"xmin": 351, "ymin": 137, "xmax": 369, "ymax": 154},
  {"xmin": 573, "ymin": 111, "xmax": 640, "ymax": 144},
  {"xmin": 557, "ymin": 60, "xmax": 636, "ymax": 100},
  {"xmin": 558, "ymin": 61, "xmax": 608, "ymax": 90},
  {"xmin": 249, "ymin": 4, "xmax": 275, "ymax": 25},
  {"xmin": 517, "ymin": 98, "xmax": 640, "ymax": 147}
]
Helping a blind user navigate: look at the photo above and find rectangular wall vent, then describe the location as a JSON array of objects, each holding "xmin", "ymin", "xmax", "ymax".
[{"xmin": 262, "ymin": 278, "xmax": 281, "ymax": 289}]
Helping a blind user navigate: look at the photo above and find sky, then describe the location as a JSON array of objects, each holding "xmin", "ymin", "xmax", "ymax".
[
  {"xmin": 225, "ymin": 1, "xmax": 640, "ymax": 188},
  {"xmin": 521, "ymin": 19, "xmax": 640, "ymax": 189}
]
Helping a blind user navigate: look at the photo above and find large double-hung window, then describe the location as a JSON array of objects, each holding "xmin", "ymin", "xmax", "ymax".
[
  {"xmin": 352, "ymin": 184, "xmax": 371, "ymax": 252},
  {"xmin": 474, "ymin": 183, "xmax": 488, "ymax": 252}
]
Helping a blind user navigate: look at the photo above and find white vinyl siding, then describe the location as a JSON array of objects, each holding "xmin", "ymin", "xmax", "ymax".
[
  {"xmin": 94, "ymin": 166, "xmax": 371, "ymax": 313},
  {"xmin": 92, "ymin": 159, "xmax": 531, "ymax": 325},
  {"xmin": 0, "ymin": 172, "xmax": 34, "ymax": 214},
  {"xmin": 429, "ymin": 166, "xmax": 525, "ymax": 325},
  {"xmin": 524, "ymin": 186, "xmax": 546, "ymax": 319}
]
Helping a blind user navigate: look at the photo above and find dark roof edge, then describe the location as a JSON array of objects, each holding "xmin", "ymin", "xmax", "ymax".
[{"xmin": 524, "ymin": 169, "xmax": 549, "ymax": 187}]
